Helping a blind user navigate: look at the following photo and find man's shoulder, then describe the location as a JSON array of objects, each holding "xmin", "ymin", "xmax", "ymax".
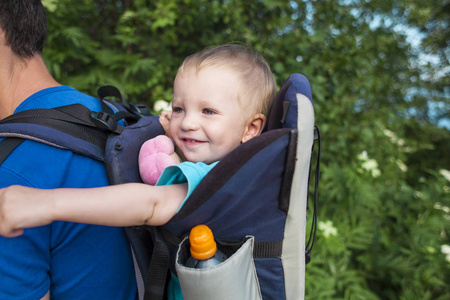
[
  {"xmin": 1, "ymin": 85, "xmax": 107, "ymax": 188},
  {"xmin": 16, "ymin": 86, "xmax": 100, "ymax": 112}
]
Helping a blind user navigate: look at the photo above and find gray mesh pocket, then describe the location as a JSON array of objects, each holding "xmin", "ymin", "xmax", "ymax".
[{"xmin": 175, "ymin": 236, "xmax": 262, "ymax": 300}]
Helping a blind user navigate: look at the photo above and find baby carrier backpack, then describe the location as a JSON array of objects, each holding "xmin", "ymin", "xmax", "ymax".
[{"xmin": 0, "ymin": 73, "xmax": 320, "ymax": 300}]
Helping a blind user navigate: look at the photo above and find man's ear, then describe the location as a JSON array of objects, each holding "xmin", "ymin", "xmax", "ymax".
[{"xmin": 241, "ymin": 113, "xmax": 266, "ymax": 143}]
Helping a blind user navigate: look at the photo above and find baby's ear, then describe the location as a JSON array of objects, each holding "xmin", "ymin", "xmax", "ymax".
[{"xmin": 241, "ymin": 113, "xmax": 266, "ymax": 143}]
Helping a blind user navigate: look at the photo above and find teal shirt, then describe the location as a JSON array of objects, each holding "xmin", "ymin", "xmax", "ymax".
[
  {"xmin": 156, "ymin": 161, "xmax": 218, "ymax": 300},
  {"xmin": 156, "ymin": 161, "xmax": 219, "ymax": 212}
]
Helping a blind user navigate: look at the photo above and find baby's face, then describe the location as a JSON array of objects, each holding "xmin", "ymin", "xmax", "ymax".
[{"xmin": 169, "ymin": 67, "xmax": 248, "ymax": 164}]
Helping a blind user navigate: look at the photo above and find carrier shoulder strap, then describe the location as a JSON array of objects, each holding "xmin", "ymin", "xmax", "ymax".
[
  {"xmin": 0, "ymin": 138, "xmax": 23, "ymax": 166},
  {"xmin": 0, "ymin": 85, "xmax": 149, "ymax": 166},
  {"xmin": 0, "ymin": 103, "xmax": 124, "ymax": 165}
]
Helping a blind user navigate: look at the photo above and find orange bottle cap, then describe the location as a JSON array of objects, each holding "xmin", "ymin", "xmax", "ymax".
[{"xmin": 189, "ymin": 225, "xmax": 217, "ymax": 260}]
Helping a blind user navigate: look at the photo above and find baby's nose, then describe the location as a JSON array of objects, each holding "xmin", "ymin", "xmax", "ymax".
[{"xmin": 180, "ymin": 113, "xmax": 200, "ymax": 130}]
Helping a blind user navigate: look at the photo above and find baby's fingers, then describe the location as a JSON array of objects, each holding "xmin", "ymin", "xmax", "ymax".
[
  {"xmin": 160, "ymin": 110, "xmax": 172, "ymax": 120},
  {"xmin": 0, "ymin": 225, "xmax": 24, "ymax": 238},
  {"xmin": 0, "ymin": 187, "xmax": 22, "ymax": 237},
  {"xmin": 159, "ymin": 110, "xmax": 172, "ymax": 137},
  {"xmin": 0, "ymin": 185, "xmax": 45, "ymax": 238}
]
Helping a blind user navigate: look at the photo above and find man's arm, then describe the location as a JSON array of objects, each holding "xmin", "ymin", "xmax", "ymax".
[
  {"xmin": 41, "ymin": 291, "xmax": 49, "ymax": 300},
  {"xmin": 0, "ymin": 183, "xmax": 187, "ymax": 238}
]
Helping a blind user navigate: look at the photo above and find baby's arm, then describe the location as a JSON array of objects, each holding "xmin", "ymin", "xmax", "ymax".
[{"xmin": 0, "ymin": 183, "xmax": 187, "ymax": 238}]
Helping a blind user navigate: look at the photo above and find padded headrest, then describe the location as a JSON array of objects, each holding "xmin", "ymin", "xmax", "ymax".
[{"xmin": 267, "ymin": 73, "xmax": 313, "ymax": 131}]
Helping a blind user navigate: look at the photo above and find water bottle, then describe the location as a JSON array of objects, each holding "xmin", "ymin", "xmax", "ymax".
[{"xmin": 185, "ymin": 224, "xmax": 227, "ymax": 268}]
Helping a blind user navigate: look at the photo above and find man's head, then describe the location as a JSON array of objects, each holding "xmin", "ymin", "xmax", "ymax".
[
  {"xmin": 0, "ymin": 0, "xmax": 47, "ymax": 58},
  {"xmin": 177, "ymin": 44, "xmax": 276, "ymax": 120}
]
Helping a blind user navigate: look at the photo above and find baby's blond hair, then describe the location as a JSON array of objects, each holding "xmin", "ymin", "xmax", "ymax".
[{"xmin": 178, "ymin": 44, "xmax": 276, "ymax": 119}]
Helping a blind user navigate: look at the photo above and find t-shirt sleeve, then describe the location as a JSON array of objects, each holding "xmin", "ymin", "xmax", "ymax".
[{"xmin": 156, "ymin": 161, "xmax": 218, "ymax": 212}]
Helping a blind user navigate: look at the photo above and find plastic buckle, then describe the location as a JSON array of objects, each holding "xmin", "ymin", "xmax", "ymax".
[
  {"xmin": 90, "ymin": 111, "xmax": 118, "ymax": 132},
  {"xmin": 314, "ymin": 126, "xmax": 319, "ymax": 140},
  {"xmin": 305, "ymin": 251, "xmax": 311, "ymax": 264},
  {"xmin": 130, "ymin": 102, "xmax": 150, "ymax": 116}
]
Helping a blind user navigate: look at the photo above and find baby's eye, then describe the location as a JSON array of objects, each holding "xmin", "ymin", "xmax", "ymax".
[
  {"xmin": 173, "ymin": 107, "xmax": 184, "ymax": 114},
  {"xmin": 203, "ymin": 108, "xmax": 216, "ymax": 115}
]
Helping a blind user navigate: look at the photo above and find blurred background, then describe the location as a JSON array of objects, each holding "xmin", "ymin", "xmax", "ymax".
[{"xmin": 41, "ymin": 0, "xmax": 449, "ymax": 298}]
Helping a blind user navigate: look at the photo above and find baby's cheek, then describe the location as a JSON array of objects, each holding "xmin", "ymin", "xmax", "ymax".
[{"xmin": 168, "ymin": 124, "xmax": 177, "ymax": 138}]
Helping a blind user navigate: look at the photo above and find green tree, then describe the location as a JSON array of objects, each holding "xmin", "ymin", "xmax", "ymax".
[{"xmin": 42, "ymin": 0, "xmax": 449, "ymax": 298}]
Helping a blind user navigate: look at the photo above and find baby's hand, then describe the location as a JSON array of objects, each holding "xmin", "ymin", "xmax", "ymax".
[
  {"xmin": 0, "ymin": 186, "xmax": 52, "ymax": 238},
  {"xmin": 159, "ymin": 110, "xmax": 172, "ymax": 137}
]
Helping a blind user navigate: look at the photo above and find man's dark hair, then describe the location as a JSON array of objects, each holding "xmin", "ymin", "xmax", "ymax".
[{"xmin": 0, "ymin": 0, "xmax": 47, "ymax": 57}]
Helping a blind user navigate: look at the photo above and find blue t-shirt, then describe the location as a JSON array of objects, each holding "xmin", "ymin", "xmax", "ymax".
[
  {"xmin": 156, "ymin": 161, "xmax": 218, "ymax": 300},
  {"xmin": 0, "ymin": 86, "xmax": 137, "ymax": 300}
]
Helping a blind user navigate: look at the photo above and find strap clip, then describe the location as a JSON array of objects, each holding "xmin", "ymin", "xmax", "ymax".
[
  {"xmin": 90, "ymin": 111, "xmax": 118, "ymax": 132},
  {"xmin": 129, "ymin": 102, "xmax": 151, "ymax": 116}
]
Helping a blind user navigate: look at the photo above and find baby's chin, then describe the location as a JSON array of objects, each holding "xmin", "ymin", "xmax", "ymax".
[{"xmin": 187, "ymin": 156, "xmax": 217, "ymax": 165}]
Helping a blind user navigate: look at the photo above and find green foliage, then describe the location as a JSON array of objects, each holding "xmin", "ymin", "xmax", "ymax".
[
  {"xmin": 41, "ymin": 0, "xmax": 449, "ymax": 298},
  {"xmin": 43, "ymin": 0, "xmax": 298, "ymax": 105}
]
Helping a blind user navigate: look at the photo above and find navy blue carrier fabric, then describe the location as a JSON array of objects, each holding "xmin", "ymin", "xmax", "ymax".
[
  {"xmin": 268, "ymin": 73, "xmax": 312, "ymax": 130},
  {"xmin": 157, "ymin": 73, "xmax": 313, "ymax": 299},
  {"xmin": 163, "ymin": 128, "xmax": 295, "ymax": 300},
  {"xmin": 105, "ymin": 115, "xmax": 164, "ymax": 184},
  {"xmin": 0, "ymin": 122, "xmax": 106, "ymax": 162},
  {"xmin": 132, "ymin": 73, "xmax": 313, "ymax": 300}
]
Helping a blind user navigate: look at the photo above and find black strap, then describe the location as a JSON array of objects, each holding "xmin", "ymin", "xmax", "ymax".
[
  {"xmin": 98, "ymin": 85, "xmax": 151, "ymax": 118},
  {"xmin": 159, "ymin": 225, "xmax": 283, "ymax": 260},
  {"xmin": 0, "ymin": 104, "xmax": 123, "ymax": 133},
  {"xmin": 279, "ymin": 130, "xmax": 298, "ymax": 213},
  {"xmin": 144, "ymin": 227, "xmax": 170, "ymax": 300},
  {"xmin": 0, "ymin": 138, "xmax": 24, "ymax": 166},
  {"xmin": 253, "ymin": 241, "xmax": 283, "ymax": 258},
  {"xmin": 0, "ymin": 104, "xmax": 125, "ymax": 157},
  {"xmin": 0, "ymin": 87, "xmax": 148, "ymax": 166},
  {"xmin": 100, "ymin": 99, "xmax": 115, "ymax": 116},
  {"xmin": 98, "ymin": 85, "xmax": 126, "ymax": 106},
  {"xmin": 305, "ymin": 126, "xmax": 320, "ymax": 264},
  {"xmin": 111, "ymin": 110, "xmax": 140, "ymax": 124}
]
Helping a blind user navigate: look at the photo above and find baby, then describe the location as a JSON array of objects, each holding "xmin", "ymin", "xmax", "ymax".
[{"xmin": 0, "ymin": 43, "xmax": 277, "ymax": 236}]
